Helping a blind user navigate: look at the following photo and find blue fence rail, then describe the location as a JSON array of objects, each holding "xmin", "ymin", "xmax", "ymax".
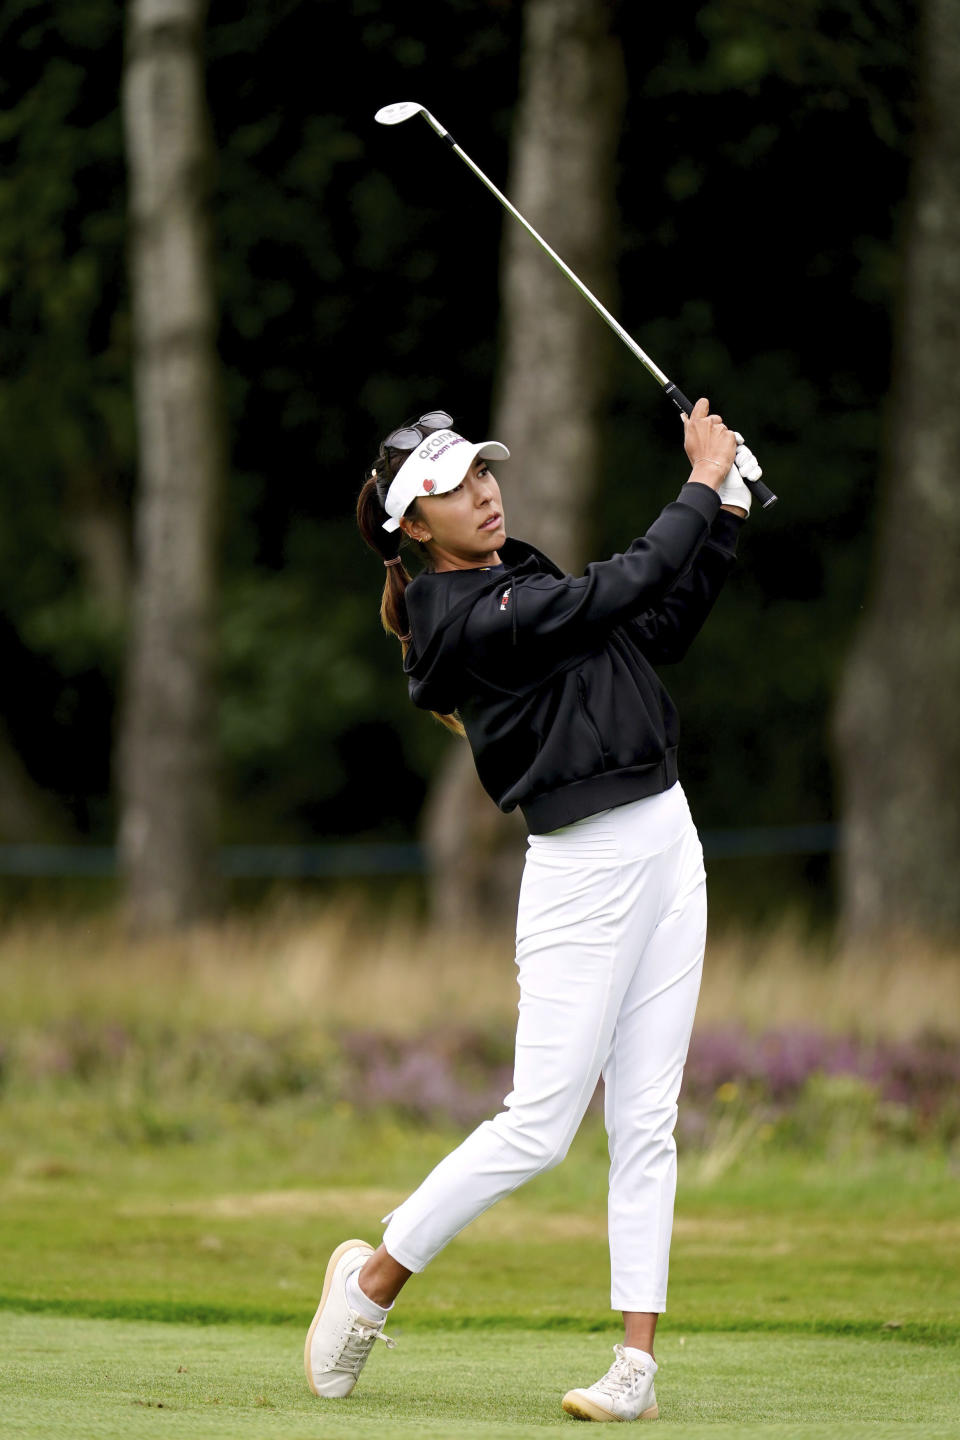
[{"xmin": 0, "ymin": 826, "xmax": 840, "ymax": 879}]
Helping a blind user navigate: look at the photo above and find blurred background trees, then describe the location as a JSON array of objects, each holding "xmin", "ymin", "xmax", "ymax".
[
  {"xmin": 834, "ymin": 0, "xmax": 960, "ymax": 940},
  {"xmin": 424, "ymin": 0, "xmax": 625, "ymax": 927},
  {"xmin": 120, "ymin": 0, "xmax": 223, "ymax": 931},
  {"xmin": 2, "ymin": 0, "xmax": 956, "ymax": 942}
]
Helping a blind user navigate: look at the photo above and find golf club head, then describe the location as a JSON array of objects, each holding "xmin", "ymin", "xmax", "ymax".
[{"xmin": 374, "ymin": 102, "xmax": 425, "ymax": 126}]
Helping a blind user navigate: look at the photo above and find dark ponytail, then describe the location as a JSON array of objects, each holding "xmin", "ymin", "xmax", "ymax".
[{"xmin": 356, "ymin": 448, "xmax": 465, "ymax": 739}]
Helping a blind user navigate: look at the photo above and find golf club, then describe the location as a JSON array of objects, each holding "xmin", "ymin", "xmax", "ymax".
[{"xmin": 374, "ymin": 100, "xmax": 777, "ymax": 509}]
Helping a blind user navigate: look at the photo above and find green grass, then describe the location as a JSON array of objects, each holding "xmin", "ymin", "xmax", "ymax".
[
  {"xmin": 4, "ymin": 1315, "xmax": 960, "ymax": 1439},
  {"xmin": 1, "ymin": 1095, "xmax": 959, "ymax": 1436},
  {"xmin": 2, "ymin": 911, "xmax": 959, "ymax": 1436},
  {"xmin": 2, "ymin": 1098, "xmax": 958, "ymax": 1337}
]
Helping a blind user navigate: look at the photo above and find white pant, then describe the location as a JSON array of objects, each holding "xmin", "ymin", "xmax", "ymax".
[{"xmin": 382, "ymin": 782, "xmax": 707, "ymax": 1312}]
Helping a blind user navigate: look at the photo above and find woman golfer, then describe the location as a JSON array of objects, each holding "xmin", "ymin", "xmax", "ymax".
[{"xmin": 305, "ymin": 400, "xmax": 759, "ymax": 1422}]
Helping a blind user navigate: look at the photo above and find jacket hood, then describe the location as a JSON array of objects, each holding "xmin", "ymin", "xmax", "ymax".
[{"xmin": 402, "ymin": 538, "xmax": 558, "ymax": 714}]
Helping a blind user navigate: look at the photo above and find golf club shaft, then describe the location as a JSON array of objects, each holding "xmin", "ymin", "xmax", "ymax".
[{"xmin": 418, "ymin": 110, "xmax": 777, "ymax": 509}]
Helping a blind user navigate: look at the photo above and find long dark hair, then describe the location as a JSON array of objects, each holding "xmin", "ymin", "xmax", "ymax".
[{"xmin": 356, "ymin": 421, "xmax": 465, "ymax": 738}]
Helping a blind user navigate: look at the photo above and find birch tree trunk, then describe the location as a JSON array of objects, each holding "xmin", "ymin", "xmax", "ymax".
[
  {"xmin": 833, "ymin": 0, "xmax": 960, "ymax": 939},
  {"xmin": 119, "ymin": 0, "xmax": 223, "ymax": 931},
  {"xmin": 424, "ymin": 0, "xmax": 625, "ymax": 930}
]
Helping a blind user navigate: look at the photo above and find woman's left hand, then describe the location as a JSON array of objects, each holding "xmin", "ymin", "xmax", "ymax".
[{"xmin": 717, "ymin": 435, "xmax": 761, "ymax": 517}]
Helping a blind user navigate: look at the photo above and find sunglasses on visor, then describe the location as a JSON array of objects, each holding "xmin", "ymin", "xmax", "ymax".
[{"xmin": 380, "ymin": 411, "xmax": 454, "ymax": 456}]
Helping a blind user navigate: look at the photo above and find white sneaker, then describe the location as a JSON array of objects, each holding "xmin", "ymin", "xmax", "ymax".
[
  {"xmin": 562, "ymin": 1344, "xmax": 659, "ymax": 1422},
  {"xmin": 304, "ymin": 1238, "xmax": 396, "ymax": 1397}
]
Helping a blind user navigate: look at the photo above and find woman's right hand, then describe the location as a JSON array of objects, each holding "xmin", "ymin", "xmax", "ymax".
[{"xmin": 681, "ymin": 396, "xmax": 737, "ymax": 491}]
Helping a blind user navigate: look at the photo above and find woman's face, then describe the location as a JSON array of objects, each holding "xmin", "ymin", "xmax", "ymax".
[{"xmin": 400, "ymin": 457, "xmax": 506, "ymax": 571}]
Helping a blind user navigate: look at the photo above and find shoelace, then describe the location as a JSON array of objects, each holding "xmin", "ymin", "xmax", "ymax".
[
  {"xmin": 337, "ymin": 1319, "xmax": 397, "ymax": 1376},
  {"xmin": 592, "ymin": 1344, "xmax": 647, "ymax": 1401}
]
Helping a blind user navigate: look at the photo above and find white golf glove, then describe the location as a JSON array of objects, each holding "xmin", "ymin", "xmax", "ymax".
[{"xmin": 718, "ymin": 432, "xmax": 762, "ymax": 516}]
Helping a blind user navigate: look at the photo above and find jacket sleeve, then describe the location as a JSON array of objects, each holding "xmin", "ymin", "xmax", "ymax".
[
  {"xmin": 468, "ymin": 483, "xmax": 722, "ymax": 654},
  {"xmin": 628, "ymin": 507, "xmax": 744, "ymax": 664}
]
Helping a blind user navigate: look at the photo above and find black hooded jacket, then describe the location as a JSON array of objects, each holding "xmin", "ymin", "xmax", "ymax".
[{"xmin": 402, "ymin": 480, "xmax": 743, "ymax": 834}]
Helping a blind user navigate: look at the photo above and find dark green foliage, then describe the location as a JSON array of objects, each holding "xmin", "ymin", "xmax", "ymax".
[
  {"xmin": 0, "ymin": 0, "xmax": 923, "ymax": 903},
  {"xmin": 0, "ymin": 1, "xmax": 127, "ymax": 830}
]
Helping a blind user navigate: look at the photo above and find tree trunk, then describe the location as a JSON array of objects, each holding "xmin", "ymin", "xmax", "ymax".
[
  {"xmin": 119, "ymin": 0, "xmax": 223, "ymax": 931},
  {"xmin": 424, "ymin": 0, "xmax": 625, "ymax": 930},
  {"xmin": 834, "ymin": 0, "xmax": 960, "ymax": 940}
]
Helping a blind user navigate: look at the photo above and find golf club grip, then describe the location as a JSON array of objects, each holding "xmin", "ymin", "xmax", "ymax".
[{"xmin": 663, "ymin": 383, "xmax": 778, "ymax": 509}]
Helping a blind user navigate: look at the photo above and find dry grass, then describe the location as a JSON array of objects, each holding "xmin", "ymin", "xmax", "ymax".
[
  {"xmin": 697, "ymin": 920, "xmax": 960, "ymax": 1039},
  {"xmin": 0, "ymin": 896, "xmax": 957, "ymax": 1040},
  {"xmin": 0, "ymin": 896, "xmax": 511, "ymax": 1036}
]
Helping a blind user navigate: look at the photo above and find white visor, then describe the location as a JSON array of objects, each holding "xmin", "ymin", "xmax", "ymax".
[{"xmin": 381, "ymin": 430, "xmax": 510, "ymax": 532}]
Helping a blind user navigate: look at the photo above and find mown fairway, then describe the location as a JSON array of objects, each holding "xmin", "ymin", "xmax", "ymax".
[
  {"xmin": 6, "ymin": 1313, "xmax": 960, "ymax": 1439},
  {"xmin": 2, "ymin": 1097, "xmax": 958, "ymax": 1439}
]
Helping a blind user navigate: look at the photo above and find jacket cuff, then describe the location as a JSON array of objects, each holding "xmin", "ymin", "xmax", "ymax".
[
  {"xmin": 708, "ymin": 507, "xmax": 745, "ymax": 554},
  {"xmin": 676, "ymin": 480, "xmax": 722, "ymax": 525}
]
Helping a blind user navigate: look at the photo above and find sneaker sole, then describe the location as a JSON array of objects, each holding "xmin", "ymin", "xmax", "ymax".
[
  {"xmin": 303, "ymin": 1237, "xmax": 374, "ymax": 1397},
  {"xmin": 562, "ymin": 1390, "xmax": 659, "ymax": 1422}
]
